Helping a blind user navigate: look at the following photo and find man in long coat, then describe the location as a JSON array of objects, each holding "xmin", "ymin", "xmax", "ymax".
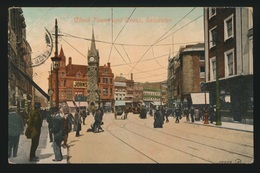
[
  {"xmin": 27, "ymin": 102, "xmax": 42, "ymax": 162},
  {"xmin": 51, "ymin": 107, "xmax": 64, "ymax": 161},
  {"xmin": 74, "ymin": 107, "xmax": 82, "ymax": 137},
  {"xmin": 153, "ymin": 106, "xmax": 164, "ymax": 128}
]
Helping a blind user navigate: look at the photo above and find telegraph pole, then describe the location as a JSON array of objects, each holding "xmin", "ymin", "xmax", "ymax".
[{"xmin": 51, "ymin": 19, "xmax": 61, "ymax": 108}]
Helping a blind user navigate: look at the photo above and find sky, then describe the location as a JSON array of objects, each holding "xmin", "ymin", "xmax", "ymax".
[{"xmin": 21, "ymin": 7, "xmax": 204, "ymax": 93}]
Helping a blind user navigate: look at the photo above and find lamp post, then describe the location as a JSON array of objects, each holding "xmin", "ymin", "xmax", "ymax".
[
  {"xmin": 48, "ymin": 64, "xmax": 53, "ymax": 108},
  {"xmin": 215, "ymin": 32, "xmax": 221, "ymax": 126},
  {"xmin": 51, "ymin": 19, "xmax": 61, "ymax": 108},
  {"xmin": 201, "ymin": 82, "xmax": 209, "ymax": 124}
]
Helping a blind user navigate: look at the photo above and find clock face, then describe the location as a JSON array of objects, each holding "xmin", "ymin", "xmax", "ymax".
[{"xmin": 89, "ymin": 57, "xmax": 94, "ymax": 62}]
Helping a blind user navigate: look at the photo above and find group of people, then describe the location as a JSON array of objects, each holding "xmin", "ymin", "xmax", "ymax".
[{"xmin": 8, "ymin": 101, "xmax": 95, "ymax": 163}]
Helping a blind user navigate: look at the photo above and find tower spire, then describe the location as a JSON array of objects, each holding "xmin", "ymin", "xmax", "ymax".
[
  {"xmin": 90, "ymin": 25, "xmax": 96, "ymax": 53},
  {"xmin": 89, "ymin": 24, "xmax": 98, "ymax": 56}
]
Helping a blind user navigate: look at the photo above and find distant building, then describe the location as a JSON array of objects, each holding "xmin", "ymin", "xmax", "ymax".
[
  {"xmin": 133, "ymin": 82, "xmax": 143, "ymax": 103},
  {"xmin": 143, "ymin": 87, "xmax": 161, "ymax": 107},
  {"xmin": 114, "ymin": 75, "xmax": 127, "ymax": 102},
  {"xmin": 170, "ymin": 43, "xmax": 205, "ymax": 107},
  {"xmin": 98, "ymin": 62, "xmax": 114, "ymax": 111}
]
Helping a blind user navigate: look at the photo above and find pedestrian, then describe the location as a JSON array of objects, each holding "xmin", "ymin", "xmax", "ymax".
[
  {"xmin": 81, "ymin": 108, "xmax": 87, "ymax": 125},
  {"xmin": 19, "ymin": 108, "xmax": 28, "ymax": 127},
  {"xmin": 184, "ymin": 106, "xmax": 190, "ymax": 122},
  {"xmin": 175, "ymin": 104, "xmax": 181, "ymax": 123},
  {"xmin": 46, "ymin": 108, "xmax": 54, "ymax": 143},
  {"xmin": 51, "ymin": 106, "xmax": 64, "ymax": 162},
  {"xmin": 62, "ymin": 107, "xmax": 71, "ymax": 148},
  {"xmin": 93, "ymin": 107, "xmax": 104, "ymax": 133},
  {"xmin": 208, "ymin": 105, "xmax": 215, "ymax": 124},
  {"xmin": 27, "ymin": 102, "xmax": 42, "ymax": 162},
  {"xmin": 190, "ymin": 105, "xmax": 195, "ymax": 123},
  {"xmin": 74, "ymin": 107, "xmax": 82, "ymax": 137},
  {"xmin": 149, "ymin": 108, "xmax": 153, "ymax": 116},
  {"xmin": 124, "ymin": 107, "xmax": 129, "ymax": 119},
  {"xmin": 67, "ymin": 110, "xmax": 75, "ymax": 133},
  {"xmin": 153, "ymin": 106, "xmax": 164, "ymax": 128},
  {"xmin": 8, "ymin": 106, "xmax": 24, "ymax": 158},
  {"xmin": 165, "ymin": 107, "xmax": 172, "ymax": 123}
]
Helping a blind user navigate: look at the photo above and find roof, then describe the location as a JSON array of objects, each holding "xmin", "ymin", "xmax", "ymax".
[
  {"xmin": 66, "ymin": 64, "xmax": 88, "ymax": 76},
  {"xmin": 114, "ymin": 76, "xmax": 127, "ymax": 82},
  {"xmin": 181, "ymin": 43, "xmax": 204, "ymax": 53}
]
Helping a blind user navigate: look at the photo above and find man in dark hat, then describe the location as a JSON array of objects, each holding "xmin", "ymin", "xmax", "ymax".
[
  {"xmin": 27, "ymin": 102, "xmax": 42, "ymax": 162},
  {"xmin": 8, "ymin": 105, "xmax": 24, "ymax": 158}
]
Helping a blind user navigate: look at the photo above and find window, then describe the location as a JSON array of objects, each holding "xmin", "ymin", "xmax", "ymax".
[
  {"xmin": 103, "ymin": 78, "xmax": 108, "ymax": 84},
  {"xmin": 199, "ymin": 53, "xmax": 205, "ymax": 61},
  {"xmin": 224, "ymin": 15, "xmax": 234, "ymax": 41},
  {"xmin": 77, "ymin": 73, "xmax": 80, "ymax": 79},
  {"xmin": 103, "ymin": 88, "xmax": 108, "ymax": 96},
  {"xmin": 110, "ymin": 78, "xmax": 113, "ymax": 83},
  {"xmin": 224, "ymin": 49, "xmax": 234, "ymax": 77},
  {"xmin": 209, "ymin": 26, "xmax": 217, "ymax": 48},
  {"xmin": 210, "ymin": 57, "xmax": 216, "ymax": 80},
  {"xmin": 66, "ymin": 88, "xmax": 72, "ymax": 100},
  {"xmin": 209, "ymin": 7, "xmax": 216, "ymax": 19},
  {"xmin": 200, "ymin": 66, "xmax": 205, "ymax": 78},
  {"xmin": 110, "ymin": 88, "xmax": 113, "ymax": 95}
]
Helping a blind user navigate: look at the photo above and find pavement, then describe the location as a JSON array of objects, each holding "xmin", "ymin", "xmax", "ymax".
[
  {"xmin": 7, "ymin": 115, "xmax": 253, "ymax": 164},
  {"xmin": 191, "ymin": 119, "xmax": 253, "ymax": 133},
  {"xmin": 8, "ymin": 119, "xmax": 67, "ymax": 164}
]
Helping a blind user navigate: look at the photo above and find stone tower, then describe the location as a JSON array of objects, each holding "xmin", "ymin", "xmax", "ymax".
[{"xmin": 87, "ymin": 28, "xmax": 100, "ymax": 110}]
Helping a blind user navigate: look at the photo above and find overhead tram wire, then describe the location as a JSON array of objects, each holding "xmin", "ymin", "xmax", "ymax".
[
  {"xmin": 126, "ymin": 7, "xmax": 197, "ymax": 76},
  {"xmin": 108, "ymin": 7, "xmax": 114, "ymax": 63},
  {"xmin": 156, "ymin": 14, "xmax": 203, "ymax": 44},
  {"xmin": 61, "ymin": 32, "xmax": 203, "ymax": 47},
  {"xmin": 152, "ymin": 46, "xmax": 164, "ymax": 68},
  {"xmin": 108, "ymin": 8, "xmax": 136, "ymax": 63},
  {"xmin": 61, "ymin": 37, "xmax": 88, "ymax": 59},
  {"xmin": 122, "ymin": 45, "xmax": 131, "ymax": 62},
  {"xmin": 112, "ymin": 53, "xmax": 169, "ymax": 67}
]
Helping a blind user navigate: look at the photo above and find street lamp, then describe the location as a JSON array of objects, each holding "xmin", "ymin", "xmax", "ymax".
[
  {"xmin": 51, "ymin": 56, "xmax": 61, "ymax": 108},
  {"xmin": 51, "ymin": 19, "xmax": 61, "ymax": 108}
]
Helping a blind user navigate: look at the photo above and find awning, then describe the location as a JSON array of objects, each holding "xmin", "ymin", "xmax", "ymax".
[
  {"xmin": 75, "ymin": 101, "xmax": 88, "ymax": 107},
  {"xmin": 151, "ymin": 101, "xmax": 162, "ymax": 106},
  {"xmin": 10, "ymin": 60, "xmax": 49, "ymax": 100},
  {"xmin": 66, "ymin": 101, "xmax": 75, "ymax": 107},
  {"xmin": 115, "ymin": 100, "xmax": 125, "ymax": 106}
]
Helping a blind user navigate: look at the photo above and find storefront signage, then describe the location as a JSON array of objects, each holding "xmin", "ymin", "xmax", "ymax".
[{"xmin": 73, "ymin": 81, "xmax": 87, "ymax": 88}]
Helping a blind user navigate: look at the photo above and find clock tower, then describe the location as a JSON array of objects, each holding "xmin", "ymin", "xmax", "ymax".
[{"xmin": 87, "ymin": 29, "xmax": 100, "ymax": 110}]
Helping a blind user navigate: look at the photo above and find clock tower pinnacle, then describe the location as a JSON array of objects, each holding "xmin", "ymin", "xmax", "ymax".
[{"xmin": 87, "ymin": 28, "xmax": 100, "ymax": 110}]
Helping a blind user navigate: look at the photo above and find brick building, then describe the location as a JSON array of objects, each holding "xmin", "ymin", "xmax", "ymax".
[
  {"xmin": 170, "ymin": 43, "xmax": 205, "ymax": 107},
  {"xmin": 49, "ymin": 46, "xmax": 114, "ymax": 110},
  {"xmin": 204, "ymin": 7, "xmax": 253, "ymax": 123}
]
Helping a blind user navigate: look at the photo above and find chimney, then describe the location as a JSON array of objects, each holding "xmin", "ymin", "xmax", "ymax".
[
  {"xmin": 131, "ymin": 73, "xmax": 133, "ymax": 80},
  {"xmin": 107, "ymin": 62, "xmax": 110, "ymax": 68}
]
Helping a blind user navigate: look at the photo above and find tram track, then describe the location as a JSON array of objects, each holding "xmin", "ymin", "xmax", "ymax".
[{"xmin": 101, "ymin": 113, "xmax": 253, "ymax": 163}]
